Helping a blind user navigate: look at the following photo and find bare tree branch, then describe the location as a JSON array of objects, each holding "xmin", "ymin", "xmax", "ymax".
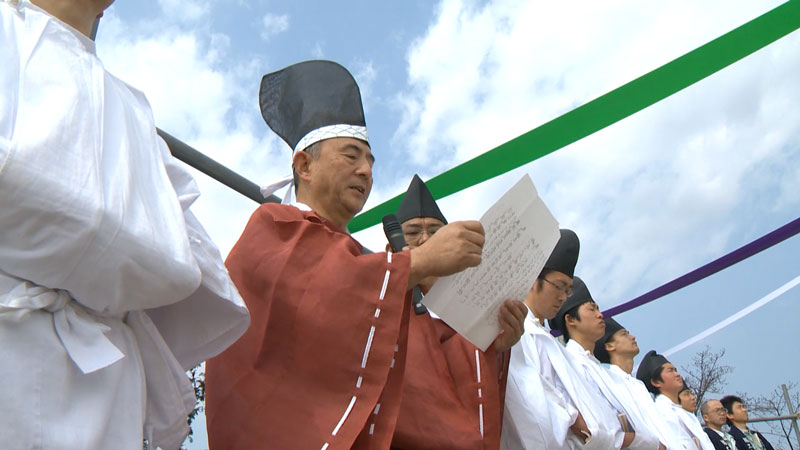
[{"xmin": 681, "ymin": 345, "xmax": 734, "ymax": 410}]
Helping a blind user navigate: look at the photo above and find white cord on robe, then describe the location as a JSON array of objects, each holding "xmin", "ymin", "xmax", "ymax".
[
  {"xmin": 260, "ymin": 175, "xmax": 295, "ymax": 205},
  {"xmin": 663, "ymin": 274, "xmax": 800, "ymax": 357}
]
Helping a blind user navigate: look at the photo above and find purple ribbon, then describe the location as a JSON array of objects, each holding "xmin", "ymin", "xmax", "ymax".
[{"xmin": 603, "ymin": 216, "xmax": 800, "ymax": 318}]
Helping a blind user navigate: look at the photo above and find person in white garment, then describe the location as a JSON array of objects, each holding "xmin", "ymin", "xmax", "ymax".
[
  {"xmin": 593, "ymin": 317, "xmax": 686, "ymax": 449},
  {"xmin": 550, "ymin": 276, "xmax": 661, "ymax": 449},
  {"xmin": 502, "ymin": 229, "xmax": 619, "ymax": 450},
  {"xmin": 636, "ymin": 351, "xmax": 716, "ymax": 450},
  {"xmin": 680, "ymin": 389, "xmax": 699, "ymax": 414},
  {"xmin": 0, "ymin": 1, "xmax": 250, "ymax": 449}
]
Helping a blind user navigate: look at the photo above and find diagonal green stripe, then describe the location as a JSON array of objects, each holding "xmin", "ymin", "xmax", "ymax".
[{"xmin": 350, "ymin": 1, "xmax": 800, "ymax": 233}]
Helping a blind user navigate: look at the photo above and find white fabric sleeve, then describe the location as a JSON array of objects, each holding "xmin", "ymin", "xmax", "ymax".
[
  {"xmin": 501, "ymin": 334, "xmax": 577, "ymax": 449},
  {"xmin": 0, "ymin": 15, "xmax": 202, "ymax": 314},
  {"xmin": 143, "ymin": 135, "xmax": 249, "ymax": 370}
]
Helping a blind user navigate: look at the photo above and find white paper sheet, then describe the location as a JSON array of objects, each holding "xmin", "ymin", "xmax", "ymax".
[{"xmin": 422, "ymin": 174, "xmax": 560, "ymax": 350}]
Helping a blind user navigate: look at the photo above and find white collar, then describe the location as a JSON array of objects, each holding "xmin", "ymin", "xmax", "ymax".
[{"xmin": 525, "ymin": 306, "xmax": 551, "ymax": 333}]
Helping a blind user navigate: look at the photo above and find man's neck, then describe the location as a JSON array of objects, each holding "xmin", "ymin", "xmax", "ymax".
[
  {"xmin": 571, "ymin": 332, "xmax": 596, "ymax": 354},
  {"xmin": 32, "ymin": 0, "xmax": 101, "ymax": 37},
  {"xmin": 661, "ymin": 390, "xmax": 681, "ymax": 405},
  {"xmin": 733, "ymin": 421, "xmax": 748, "ymax": 431},
  {"xmin": 609, "ymin": 355, "xmax": 634, "ymax": 374},
  {"xmin": 524, "ymin": 298, "xmax": 546, "ymax": 326},
  {"xmin": 296, "ymin": 194, "xmax": 351, "ymax": 230},
  {"xmin": 707, "ymin": 423, "xmax": 723, "ymax": 432}
]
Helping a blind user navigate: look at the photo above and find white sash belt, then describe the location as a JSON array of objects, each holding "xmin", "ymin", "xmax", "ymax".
[
  {"xmin": 0, "ymin": 280, "xmax": 124, "ymax": 373},
  {"xmin": 0, "ymin": 275, "xmax": 195, "ymax": 447}
]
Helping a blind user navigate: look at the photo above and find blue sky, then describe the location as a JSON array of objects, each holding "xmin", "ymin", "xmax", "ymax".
[{"xmin": 95, "ymin": 1, "xmax": 799, "ymax": 447}]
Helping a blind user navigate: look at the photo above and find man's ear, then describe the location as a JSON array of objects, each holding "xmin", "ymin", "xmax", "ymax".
[
  {"xmin": 605, "ymin": 341, "xmax": 616, "ymax": 353},
  {"xmin": 293, "ymin": 150, "xmax": 314, "ymax": 185},
  {"xmin": 651, "ymin": 378, "xmax": 663, "ymax": 390},
  {"xmin": 565, "ymin": 313, "xmax": 578, "ymax": 327}
]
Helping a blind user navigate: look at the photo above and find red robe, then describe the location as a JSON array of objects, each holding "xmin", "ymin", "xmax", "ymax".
[
  {"xmin": 206, "ymin": 204, "xmax": 411, "ymax": 449},
  {"xmin": 391, "ymin": 312, "xmax": 509, "ymax": 449}
]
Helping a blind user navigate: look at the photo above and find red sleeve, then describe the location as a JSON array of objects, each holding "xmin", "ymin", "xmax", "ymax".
[
  {"xmin": 392, "ymin": 314, "xmax": 508, "ymax": 450},
  {"xmin": 206, "ymin": 204, "xmax": 411, "ymax": 450}
]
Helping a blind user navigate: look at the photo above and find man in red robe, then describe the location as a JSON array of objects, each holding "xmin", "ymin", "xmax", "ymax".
[
  {"xmin": 205, "ymin": 61, "xmax": 487, "ymax": 449},
  {"xmin": 390, "ymin": 175, "xmax": 527, "ymax": 450}
]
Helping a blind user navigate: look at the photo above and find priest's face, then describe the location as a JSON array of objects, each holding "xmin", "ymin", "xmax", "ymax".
[
  {"xmin": 608, "ymin": 328, "xmax": 639, "ymax": 357},
  {"xmin": 653, "ymin": 363, "xmax": 684, "ymax": 396},
  {"xmin": 570, "ymin": 301, "xmax": 605, "ymax": 342},
  {"xmin": 526, "ymin": 270, "xmax": 572, "ymax": 320},
  {"xmin": 679, "ymin": 390, "xmax": 697, "ymax": 413},
  {"xmin": 306, "ymin": 137, "xmax": 373, "ymax": 223},
  {"xmin": 402, "ymin": 217, "xmax": 446, "ymax": 249}
]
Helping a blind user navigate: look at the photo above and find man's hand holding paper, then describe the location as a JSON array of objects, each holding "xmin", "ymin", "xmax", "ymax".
[{"xmin": 422, "ymin": 174, "xmax": 561, "ymax": 350}]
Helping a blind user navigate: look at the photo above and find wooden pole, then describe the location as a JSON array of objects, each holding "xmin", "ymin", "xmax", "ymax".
[{"xmin": 157, "ymin": 129, "xmax": 280, "ymax": 205}]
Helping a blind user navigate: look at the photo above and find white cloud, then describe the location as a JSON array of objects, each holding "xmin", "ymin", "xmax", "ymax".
[
  {"xmin": 261, "ymin": 13, "xmax": 289, "ymax": 41},
  {"xmin": 311, "ymin": 41, "xmax": 325, "ymax": 58},
  {"xmin": 387, "ymin": 0, "xmax": 799, "ymax": 302},
  {"xmin": 96, "ymin": 9, "xmax": 290, "ymax": 256},
  {"xmin": 352, "ymin": 60, "xmax": 378, "ymax": 114}
]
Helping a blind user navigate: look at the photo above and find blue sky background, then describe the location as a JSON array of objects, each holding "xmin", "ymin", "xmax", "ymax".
[{"xmin": 95, "ymin": 1, "xmax": 799, "ymax": 447}]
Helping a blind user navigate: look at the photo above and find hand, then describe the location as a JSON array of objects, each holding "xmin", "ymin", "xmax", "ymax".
[
  {"xmin": 492, "ymin": 300, "xmax": 527, "ymax": 352},
  {"xmin": 418, "ymin": 276, "xmax": 438, "ymax": 294},
  {"xmin": 657, "ymin": 445, "xmax": 666, "ymax": 450},
  {"xmin": 570, "ymin": 412, "xmax": 591, "ymax": 443},
  {"xmin": 408, "ymin": 220, "xmax": 484, "ymax": 288}
]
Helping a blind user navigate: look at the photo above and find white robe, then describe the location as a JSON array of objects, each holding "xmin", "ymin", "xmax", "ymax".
[
  {"xmin": 501, "ymin": 309, "xmax": 620, "ymax": 449},
  {"xmin": 0, "ymin": 2, "xmax": 250, "ymax": 449},
  {"xmin": 565, "ymin": 340, "xmax": 661, "ymax": 450},
  {"xmin": 654, "ymin": 395, "xmax": 716, "ymax": 450},
  {"xmin": 606, "ymin": 364, "xmax": 687, "ymax": 450}
]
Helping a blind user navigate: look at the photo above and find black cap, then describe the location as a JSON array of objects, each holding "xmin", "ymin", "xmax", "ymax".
[
  {"xmin": 636, "ymin": 350, "xmax": 670, "ymax": 393},
  {"xmin": 548, "ymin": 275, "xmax": 593, "ymax": 333},
  {"xmin": 593, "ymin": 318, "xmax": 624, "ymax": 363},
  {"xmin": 259, "ymin": 60, "xmax": 368, "ymax": 152},
  {"xmin": 542, "ymin": 229, "xmax": 579, "ymax": 278},
  {"xmin": 396, "ymin": 174, "xmax": 448, "ymax": 225}
]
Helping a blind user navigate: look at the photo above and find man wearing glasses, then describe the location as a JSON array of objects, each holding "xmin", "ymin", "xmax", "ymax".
[
  {"xmin": 392, "ymin": 174, "xmax": 527, "ymax": 449},
  {"xmin": 502, "ymin": 230, "xmax": 618, "ymax": 449},
  {"xmin": 701, "ymin": 399, "xmax": 737, "ymax": 450}
]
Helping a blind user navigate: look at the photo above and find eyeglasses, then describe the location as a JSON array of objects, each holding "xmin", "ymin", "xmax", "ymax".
[
  {"xmin": 542, "ymin": 278, "xmax": 573, "ymax": 297},
  {"xmin": 403, "ymin": 227, "xmax": 442, "ymax": 245}
]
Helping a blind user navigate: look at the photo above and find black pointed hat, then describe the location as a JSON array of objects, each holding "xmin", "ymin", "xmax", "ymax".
[
  {"xmin": 259, "ymin": 60, "xmax": 369, "ymax": 152},
  {"xmin": 548, "ymin": 276, "xmax": 593, "ymax": 332},
  {"xmin": 541, "ymin": 229, "xmax": 579, "ymax": 278},
  {"xmin": 396, "ymin": 174, "xmax": 448, "ymax": 225},
  {"xmin": 593, "ymin": 318, "xmax": 624, "ymax": 363},
  {"xmin": 636, "ymin": 350, "xmax": 670, "ymax": 392}
]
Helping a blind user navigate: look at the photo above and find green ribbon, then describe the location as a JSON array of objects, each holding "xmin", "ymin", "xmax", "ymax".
[{"xmin": 350, "ymin": 1, "xmax": 800, "ymax": 233}]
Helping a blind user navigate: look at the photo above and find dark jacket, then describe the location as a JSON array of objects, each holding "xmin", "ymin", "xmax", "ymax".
[
  {"xmin": 727, "ymin": 425, "xmax": 775, "ymax": 450},
  {"xmin": 704, "ymin": 427, "xmax": 734, "ymax": 450}
]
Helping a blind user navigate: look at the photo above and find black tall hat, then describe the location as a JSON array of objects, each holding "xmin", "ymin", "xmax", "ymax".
[
  {"xmin": 593, "ymin": 318, "xmax": 624, "ymax": 363},
  {"xmin": 548, "ymin": 276, "xmax": 593, "ymax": 332},
  {"xmin": 259, "ymin": 60, "xmax": 369, "ymax": 152},
  {"xmin": 541, "ymin": 229, "xmax": 580, "ymax": 278},
  {"xmin": 396, "ymin": 174, "xmax": 448, "ymax": 225},
  {"xmin": 636, "ymin": 350, "xmax": 670, "ymax": 391}
]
